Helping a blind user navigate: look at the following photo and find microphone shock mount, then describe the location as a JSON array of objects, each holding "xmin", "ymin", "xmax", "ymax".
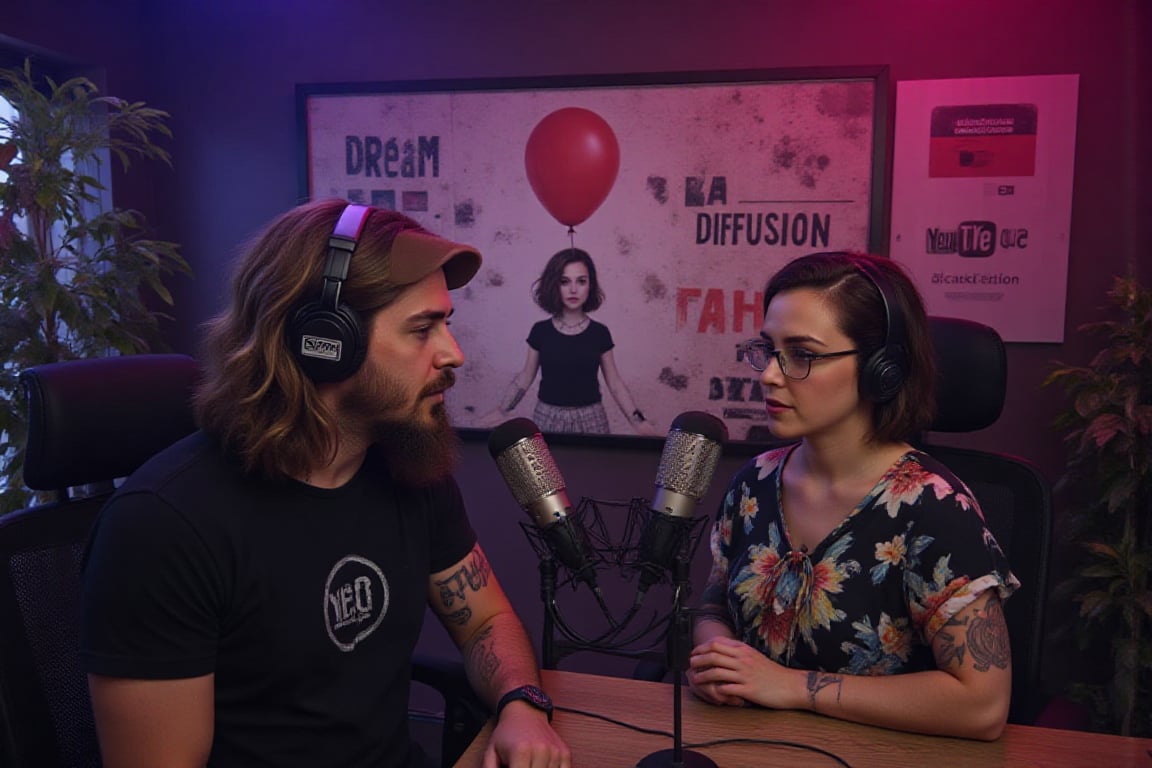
[{"xmin": 516, "ymin": 496, "xmax": 709, "ymax": 669}]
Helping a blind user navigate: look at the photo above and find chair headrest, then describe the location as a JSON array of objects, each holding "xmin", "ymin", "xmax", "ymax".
[
  {"xmin": 927, "ymin": 316, "xmax": 1006, "ymax": 433},
  {"xmin": 20, "ymin": 354, "xmax": 201, "ymax": 491}
]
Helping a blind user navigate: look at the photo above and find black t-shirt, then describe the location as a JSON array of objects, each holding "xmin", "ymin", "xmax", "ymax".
[
  {"xmin": 527, "ymin": 319, "xmax": 614, "ymax": 406},
  {"xmin": 80, "ymin": 431, "xmax": 476, "ymax": 768}
]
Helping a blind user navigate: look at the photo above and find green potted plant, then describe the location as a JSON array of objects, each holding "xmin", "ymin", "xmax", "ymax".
[
  {"xmin": 1045, "ymin": 275, "xmax": 1152, "ymax": 736},
  {"xmin": 0, "ymin": 59, "xmax": 191, "ymax": 514}
]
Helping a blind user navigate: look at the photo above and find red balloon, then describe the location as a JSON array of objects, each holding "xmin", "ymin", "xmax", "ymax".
[{"xmin": 524, "ymin": 107, "xmax": 620, "ymax": 228}]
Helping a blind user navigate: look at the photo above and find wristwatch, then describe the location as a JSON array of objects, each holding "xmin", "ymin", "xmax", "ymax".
[{"xmin": 496, "ymin": 684, "xmax": 554, "ymax": 722}]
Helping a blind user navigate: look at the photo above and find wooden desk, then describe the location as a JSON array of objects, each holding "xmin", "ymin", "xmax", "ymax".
[{"xmin": 454, "ymin": 670, "xmax": 1152, "ymax": 768}]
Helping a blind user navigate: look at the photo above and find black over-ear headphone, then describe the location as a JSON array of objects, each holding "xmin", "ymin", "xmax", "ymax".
[
  {"xmin": 288, "ymin": 204, "xmax": 374, "ymax": 383},
  {"xmin": 851, "ymin": 258, "xmax": 909, "ymax": 403}
]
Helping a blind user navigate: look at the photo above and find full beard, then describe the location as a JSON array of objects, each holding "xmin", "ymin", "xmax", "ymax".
[
  {"xmin": 341, "ymin": 367, "xmax": 461, "ymax": 487},
  {"xmin": 374, "ymin": 401, "xmax": 461, "ymax": 487}
]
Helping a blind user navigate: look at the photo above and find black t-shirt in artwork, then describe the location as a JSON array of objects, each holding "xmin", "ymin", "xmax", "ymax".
[{"xmin": 527, "ymin": 319, "xmax": 614, "ymax": 407}]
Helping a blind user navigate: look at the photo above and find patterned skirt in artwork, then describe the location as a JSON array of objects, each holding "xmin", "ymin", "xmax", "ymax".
[{"xmin": 533, "ymin": 401, "xmax": 610, "ymax": 434}]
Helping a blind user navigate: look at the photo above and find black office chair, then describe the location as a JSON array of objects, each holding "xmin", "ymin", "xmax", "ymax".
[
  {"xmin": 410, "ymin": 654, "xmax": 489, "ymax": 767},
  {"xmin": 0, "ymin": 354, "xmax": 487, "ymax": 768},
  {"xmin": 917, "ymin": 315, "xmax": 1053, "ymax": 725},
  {"xmin": 0, "ymin": 353, "xmax": 200, "ymax": 768},
  {"xmin": 633, "ymin": 316, "xmax": 1053, "ymax": 725}
]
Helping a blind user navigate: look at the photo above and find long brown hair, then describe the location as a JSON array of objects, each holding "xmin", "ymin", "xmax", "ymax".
[{"xmin": 194, "ymin": 199, "xmax": 426, "ymax": 478}]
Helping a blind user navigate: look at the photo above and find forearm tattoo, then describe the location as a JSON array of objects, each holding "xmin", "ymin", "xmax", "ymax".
[
  {"xmin": 434, "ymin": 548, "xmax": 492, "ymax": 615},
  {"xmin": 806, "ymin": 671, "xmax": 842, "ymax": 709},
  {"xmin": 933, "ymin": 597, "xmax": 1010, "ymax": 672},
  {"xmin": 501, "ymin": 382, "xmax": 527, "ymax": 412},
  {"xmin": 467, "ymin": 624, "xmax": 501, "ymax": 685}
]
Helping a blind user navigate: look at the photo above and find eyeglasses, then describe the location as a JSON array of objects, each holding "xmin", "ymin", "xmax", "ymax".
[{"xmin": 736, "ymin": 339, "xmax": 859, "ymax": 380}]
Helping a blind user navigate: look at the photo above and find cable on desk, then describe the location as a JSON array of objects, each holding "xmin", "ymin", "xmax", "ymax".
[
  {"xmin": 555, "ymin": 705, "xmax": 854, "ymax": 767},
  {"xmin": 686, "ymin": 736, "xmax": 852, "ymax": 767},
  {"xmin": 555, "ymin": 705, "xmax": 676, "ymax": 738}
]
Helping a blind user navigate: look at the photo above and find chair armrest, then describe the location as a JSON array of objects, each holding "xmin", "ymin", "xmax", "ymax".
[{"xmin": 411, "ymin": 653, "xmax": 490, "ymax": 767}]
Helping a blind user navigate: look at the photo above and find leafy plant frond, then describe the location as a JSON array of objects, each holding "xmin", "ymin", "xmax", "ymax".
[
  {"xmin": 1046, "ymin": 274, "xmax": 1152, "ymax": 737},
  {"xmin": 0, "ymin": 59, "xmax": 190, "ymax": 514}
]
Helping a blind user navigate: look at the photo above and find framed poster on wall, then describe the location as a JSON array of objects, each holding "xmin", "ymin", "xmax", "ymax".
[
  {"xmin": 297, "ymin": 67, "xmax": 888, "ymax": 444},
  {"xmin": 888, "ymin": 74, "xmax": 1080, "ymax": 343}
]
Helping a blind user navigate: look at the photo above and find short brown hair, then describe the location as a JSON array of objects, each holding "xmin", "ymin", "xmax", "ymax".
[
  {"xmin": 533, "ymin": 247, "xmax": 604, "ymax": 315},
  {"xmin": 762, "ymin": 251, "xmax": 937, "ymax": 442},
  {"xmin": 194, "ymin": 199, "xmax": 426, "ymax": 479}
]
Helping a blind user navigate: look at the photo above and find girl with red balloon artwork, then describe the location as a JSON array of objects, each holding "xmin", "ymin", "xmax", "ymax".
[
  {"xmin": 477, "ymin": 107, "xmax": 658, "ymax": 435},
  {"xmin": 477, "ymin": 247, "xmax": 659, "ymax": 436}
]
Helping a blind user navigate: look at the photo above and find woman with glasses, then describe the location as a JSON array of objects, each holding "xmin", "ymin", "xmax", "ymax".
[
  {"xmin": 477, "ymin": 247, "xmax": 658, "ymax": 435},
  {"xmin": 687, "ymin": 252, "xmax": 1018, "ymax": 740}
]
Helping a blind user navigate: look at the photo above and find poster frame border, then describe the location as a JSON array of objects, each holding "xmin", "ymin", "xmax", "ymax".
[{"xmin": 295, "ymin": 65, "xmax": 891, "ymax": 454}]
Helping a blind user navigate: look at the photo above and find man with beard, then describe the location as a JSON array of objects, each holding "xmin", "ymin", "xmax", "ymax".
[{"xmin": 79, "ymin": 200, "xmax": 570, "ymax": 768}]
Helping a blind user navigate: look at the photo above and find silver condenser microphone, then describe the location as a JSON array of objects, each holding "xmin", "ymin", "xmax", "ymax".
[
  {"xmin": 488, "ymin": 418, "xmax": 598, "ymax": 587},
  {"xmin": 636, "ymin": 411, "xmax": 727, "ymax": 592}
]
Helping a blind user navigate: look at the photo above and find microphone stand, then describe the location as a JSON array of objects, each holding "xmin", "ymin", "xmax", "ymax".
[
  {"xmin": 636, "ymin": 557, "xmax": 717, "ymax": 768},
  {"xmin": 540, "ymin": 558, "xmax": 558, "ymax": 669}
]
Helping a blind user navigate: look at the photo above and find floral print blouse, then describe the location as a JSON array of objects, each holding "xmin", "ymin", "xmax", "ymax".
[{"xmin": 700, "ymin": 445, "xmax": 1020, "ymax": 675}]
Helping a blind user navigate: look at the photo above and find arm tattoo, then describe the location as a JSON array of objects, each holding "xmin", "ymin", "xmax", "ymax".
[
  {"xmin": 933, "ymin": 597, "xmax": 1010, "ymax": 672},
  {"xmin": 806, "ymin": 671, "xmax": 842, "ymax": 709},
  {"xmin": 933, "ymin": 615, "xmax": 967, "ymax": 669},
  {"xmin": 967, "ymin": 598, "xmax": 1010, "ymax": 671},
  {"xmin": 467, "ymin": 625, "xmax": 501, "ymax": 685},
  {"xmin": 434, "ymin": 548, "xmax": 492, "ymax": 611},
  {"xmin": 443, "ymin": 607, "xmax": 473, "ymax": 626},
  {"xmin": 501, "ymin": 382, "xmax": 527, "ymax": 412}
]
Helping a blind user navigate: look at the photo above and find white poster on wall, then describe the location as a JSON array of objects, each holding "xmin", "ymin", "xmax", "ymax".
[
  {"xmin": 301, "ymin": 71, "xmax": 884, "ymax": 442},
  {"xmin": 889, "ymin": 74, "xmax": 1079, "ymax": 342}
]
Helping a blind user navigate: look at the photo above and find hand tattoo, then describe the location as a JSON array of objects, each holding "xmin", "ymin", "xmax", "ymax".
[{"xmin": 806, "ymin": 671, "xmax": 842, "ymax": 709}]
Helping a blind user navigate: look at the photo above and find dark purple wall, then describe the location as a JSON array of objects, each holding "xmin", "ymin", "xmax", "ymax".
[{"xmin": 8, "ymin": 0, "xmax": 1150, "ymax": 686}]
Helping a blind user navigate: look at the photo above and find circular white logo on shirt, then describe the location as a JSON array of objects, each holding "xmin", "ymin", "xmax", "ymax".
[{"xmin": 324, "ymin": 555, "xmax": 389, "ymax": 652}]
